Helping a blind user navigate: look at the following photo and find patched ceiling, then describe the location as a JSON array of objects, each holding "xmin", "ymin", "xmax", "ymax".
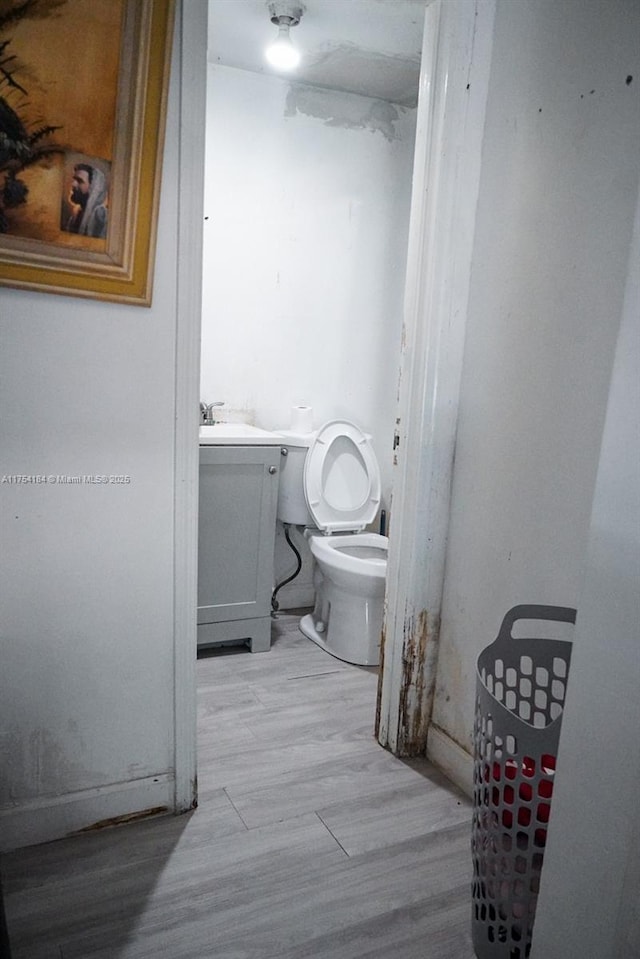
[{"xmin": 208, "ymin": 0, "xmax": 428, "ymax": 108}]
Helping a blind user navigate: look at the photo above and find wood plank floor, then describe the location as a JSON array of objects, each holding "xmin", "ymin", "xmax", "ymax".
[{"xmin": 1, "ymin": 613, "xmax": 475, "ymax": 959}]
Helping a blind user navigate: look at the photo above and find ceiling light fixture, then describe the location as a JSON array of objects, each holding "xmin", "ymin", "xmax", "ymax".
[{"xmin": 266, "ymin": 1, "xmax": 304, "ymax": 71}]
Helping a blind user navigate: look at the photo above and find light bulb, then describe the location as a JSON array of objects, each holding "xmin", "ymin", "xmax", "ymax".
[{"xmin": 265, "ymin": 22, "xmax": 300, "ymax": 70}]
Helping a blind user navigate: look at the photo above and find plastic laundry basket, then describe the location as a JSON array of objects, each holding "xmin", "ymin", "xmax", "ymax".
[{"xmin": 471, "ymin": 604, "xmax": 576, "ymax": 959}]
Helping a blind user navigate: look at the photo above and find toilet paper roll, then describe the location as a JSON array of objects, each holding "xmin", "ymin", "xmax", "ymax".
[{"xmin": 290, "ymin": 405, "xmax": 314, "ymax": 433}]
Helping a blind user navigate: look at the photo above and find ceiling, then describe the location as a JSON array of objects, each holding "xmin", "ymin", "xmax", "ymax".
[{"xmin": 207, "ymin": 0, "xmax": 428, "ymax": 108}]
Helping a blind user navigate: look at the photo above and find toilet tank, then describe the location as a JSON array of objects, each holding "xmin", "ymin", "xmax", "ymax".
[{"xmin": 276, "ymin": 430, "xmax": 316, "ymax": 526}]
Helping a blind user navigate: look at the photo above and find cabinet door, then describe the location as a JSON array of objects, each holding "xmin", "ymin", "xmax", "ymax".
[{"xmin": 198, "ymin": 445, "xmax": 280, "ymax": 624}]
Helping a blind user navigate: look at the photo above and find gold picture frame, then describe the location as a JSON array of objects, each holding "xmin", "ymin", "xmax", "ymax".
[{"xmin": 0, "ymin": 0, "xmax": 174, "ymax": 306}]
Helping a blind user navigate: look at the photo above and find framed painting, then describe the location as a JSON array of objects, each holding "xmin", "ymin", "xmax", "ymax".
[{"xmin": 0, "ymin": 0, "xmax": 174, "ymax": 306}]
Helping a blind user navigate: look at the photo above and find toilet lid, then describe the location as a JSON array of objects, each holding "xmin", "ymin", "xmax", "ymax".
[{"xmin": 303, "ymin": 420, "xmax": 381, "ymax": 533}]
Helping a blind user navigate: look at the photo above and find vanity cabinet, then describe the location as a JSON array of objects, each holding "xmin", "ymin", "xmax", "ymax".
[{"xmin": 198, "ymin": 444, "xmax": 280, "ymax": 652}]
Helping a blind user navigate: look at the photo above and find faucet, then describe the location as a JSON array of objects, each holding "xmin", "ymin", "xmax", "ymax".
[{"xmin": 200, "ymin": 401, "xmax": 225, "ymax": 425}]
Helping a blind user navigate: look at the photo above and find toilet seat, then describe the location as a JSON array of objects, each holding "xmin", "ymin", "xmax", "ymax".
[
  {"xmin": 303, "ymin": 420, "xmax": 381, "ymax": 533},
  {"xmin": 309, "ymin": 532, "xmax": 388, "ymax": 579}
]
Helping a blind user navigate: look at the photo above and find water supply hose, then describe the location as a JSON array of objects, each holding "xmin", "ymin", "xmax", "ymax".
[{"xmin": 271, "ymin": 523, "xmax": 303, "ymax": 612}]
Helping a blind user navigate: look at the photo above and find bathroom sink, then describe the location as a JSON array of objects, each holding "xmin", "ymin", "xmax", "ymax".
[{"xmin": 199, "ymin": 423, "xmax": 284, "ymax": 445}]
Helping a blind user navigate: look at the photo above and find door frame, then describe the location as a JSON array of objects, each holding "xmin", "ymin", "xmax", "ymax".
[
  {"xmin": 376, "ymin": 0, "xmax": 496, "ymax": 767},
  {"xmin": 173, "ymin": 0, "xmax": 207, "ymax": 813}
]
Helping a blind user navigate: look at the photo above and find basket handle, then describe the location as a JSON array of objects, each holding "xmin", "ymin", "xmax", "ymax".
[{"xmin": 498, "ymin": 604, "xmax": 577, "ymax": 643}]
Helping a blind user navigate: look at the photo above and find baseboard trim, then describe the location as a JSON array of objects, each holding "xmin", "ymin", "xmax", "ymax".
[
  {"xmin": 0, "ymin": 774, "xmax": 174, "ymax": 852},
  {"xmin": 426, "ymin": 724, "xmax": 474, "ymax": 799}
]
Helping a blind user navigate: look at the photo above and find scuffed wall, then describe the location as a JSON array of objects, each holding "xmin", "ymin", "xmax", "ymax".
[
  {"xmin": 431, "ymin": 0, "xmax": 640, "ymax": 758},
  {"xmin": 0, "ymin": 7, "xmax": 191, "ymax": 847}
]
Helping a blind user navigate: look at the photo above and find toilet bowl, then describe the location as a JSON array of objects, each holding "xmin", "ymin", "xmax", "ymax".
[
  {"xmin": 277, "ymin": 419, "xmax": 388, "ymax": 666},
  {"xmin": 300, "ymin": 530, "xmax": 388, "ymax": 666}
]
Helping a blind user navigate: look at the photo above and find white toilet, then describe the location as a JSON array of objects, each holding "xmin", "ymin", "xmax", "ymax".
[{"xmin": 277, "ymin": 420, "xmax": 388, "ymax": 666}]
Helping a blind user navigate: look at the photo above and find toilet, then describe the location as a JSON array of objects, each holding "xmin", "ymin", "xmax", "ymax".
[{"xmin": 277, "ymin": 420, "xmax": 388, "ymax": 666}]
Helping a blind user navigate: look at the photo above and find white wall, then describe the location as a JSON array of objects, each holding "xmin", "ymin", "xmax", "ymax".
[
  {"xmin": 0, "ymin": 5, "xmax": 204, "ymax": 849},
  {"xmin": 531, "ymin": 179, "xmax": 640, "ymax": 959},
  {"xmin": 429, "ymin": 0, "xmax": 640, "ymax": 762},
  {"xmin": 200, "ymin": 65, "xmax": 416, "ymax": 523}
]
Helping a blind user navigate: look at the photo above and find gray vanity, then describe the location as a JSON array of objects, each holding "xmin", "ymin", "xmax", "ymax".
[{"xmin": 198, "ymin": 424, "xmax": 283, "ymax": 653}]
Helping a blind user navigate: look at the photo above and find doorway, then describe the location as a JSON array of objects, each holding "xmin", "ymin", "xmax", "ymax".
[{"xmin": 174, "ymin": 0, "xmax": 495, "ymax": 809}]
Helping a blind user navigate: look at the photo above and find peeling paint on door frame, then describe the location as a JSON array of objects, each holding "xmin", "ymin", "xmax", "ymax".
[{"xmin": 397, "ymin": 608, "xmax": 440, "ymax": 753}]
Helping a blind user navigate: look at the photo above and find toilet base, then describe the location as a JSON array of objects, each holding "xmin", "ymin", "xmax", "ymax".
[
  {"xmin": 300, "ymin": 613, "xmax": 349, "ymax": 664},
  {"xmin": 299, "ymin": 599, "xmax": 381, "ymax": 668}
]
